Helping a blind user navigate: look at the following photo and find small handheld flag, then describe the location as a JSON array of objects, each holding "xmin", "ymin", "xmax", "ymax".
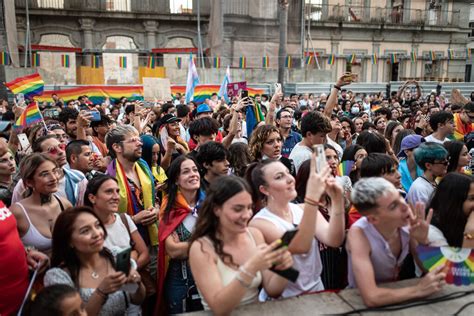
[
  {"xmin": 337, "ymin": 160, "xmax": 355, "ymax": 177},
  {"xmin": 5, "ymin": 73, "xmax": 44, "ymax": 100},
  {"xmin": 262, "ymin": 56, "xmax": 269, "ymax": 68},
  {"xmin": 175, "ymin": 57, "xmax": 182, "ymax": 69},
  {"xmin": 13, "ymin": 102, "xmax": 44, "ymax": 132},
  {"xmin": 119, "ymin": 56, "xmax": 127, "ymax": 68},
  {"xmin": 0, "ymin": 52, "xmax": 9, "ymax": 65},
  {"xmin": 185, "ymin": 54, "xmax": 199, "ymax": 104},
  {"xmin": 410, "ymin": 51, "xmax": 417, "ymax": 63},
  {"xmin": 285, "ymin": 55, "xmax": 292, "ymax": 68},
  {"xmin": 328, "ymin": 54, "xmax": 335, "ymax": 65},
  {"xmin": 239, "ymin": 56, "xmax": 246, "ymax": 69},
  {"xmin": 61, "ymin": 54, "xmax": 70, "ymax": 68}
]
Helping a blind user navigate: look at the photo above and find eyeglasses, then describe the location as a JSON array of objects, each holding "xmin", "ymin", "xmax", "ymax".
[
  {"xmin": 45, "ymin": 143, "xmax": 66, "ymax": 155},
  {"xmin": 121, "ymin": 137, "xmax": 142, "ymax": 144},
  {"xmin": 431, "ymin": 160, "xmax": 449, "ymax": 166},
  {"xmin": 38, "ymin": 168, "xmax": 62, "ymax": 179}
]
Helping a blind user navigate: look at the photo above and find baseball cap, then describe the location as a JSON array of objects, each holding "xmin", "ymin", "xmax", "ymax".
[
  {"xmin": 397, "ymin": 134, "xmax": 425, "ymax": 158},
  {"xmin": 196, "ymin": 104, "xmax": 212, "ymax": 114},
  {"xmin": 160, "ymin": 114, "xmax": 181, "ymax": 125}
]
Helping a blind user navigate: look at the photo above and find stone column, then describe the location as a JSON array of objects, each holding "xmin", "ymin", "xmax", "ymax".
[
  {"xmin": 79, "ymin": 18, "xmax": 96, "ymax": 66},
  {"xmin": 143, "ymin": 21, "xmax": 159, "ymax": 50}
]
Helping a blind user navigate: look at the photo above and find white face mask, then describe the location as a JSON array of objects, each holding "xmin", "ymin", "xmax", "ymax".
[{"xmin": 351, "ymin": 107, "xmax": 360, "ymax": 114}]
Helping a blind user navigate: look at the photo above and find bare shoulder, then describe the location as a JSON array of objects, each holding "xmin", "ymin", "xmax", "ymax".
[
  {"xmin": 58, "ymin": 197, "xmax": 73, "ymax": 210},
  {"xmin": 248, "ymin": 227, "xmax": 265, "ymax": 244},
  {"xmin": 190, "ymin": 237, "xmax": 217, "ymax": 261}
]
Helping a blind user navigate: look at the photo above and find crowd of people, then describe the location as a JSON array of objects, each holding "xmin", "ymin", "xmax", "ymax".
[{"xmin": 1, "ymin": 72, "xmax": 474, "ymax": 315}]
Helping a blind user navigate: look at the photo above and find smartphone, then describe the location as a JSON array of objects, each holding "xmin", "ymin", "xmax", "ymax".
[
  {"xmin": 313, "ymin": 144, "xmax": 327, "ymax": 173},
  {"xmin": 88, "ymin": 111, "xmax": 101, "ymax": 122},
  {"xmin": 16, "ymin": 93, "xmax": 25, "ymax": 104},
  {"xmin": 115, "ymin": 247, "xmax": 131, "ymax": 275},
  {"xmin": 18, "ymin": 133, "xmax": 31, "ymax": 152},
  {"xmin": 274, "ymin": 83, "xmax": 282, "ymax": 92},
  {"xmin": 241, "ymin": 90, "xmax": 249, "ymax": 99},
  {"xmin": 278, "ymin": 229, "xmax": 298, "ymax": 249}
]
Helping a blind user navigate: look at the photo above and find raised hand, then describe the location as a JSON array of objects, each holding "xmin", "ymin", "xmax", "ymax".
[{"xmin": 409, "ymin": 202, "xmax": 433, "ymax": 245}]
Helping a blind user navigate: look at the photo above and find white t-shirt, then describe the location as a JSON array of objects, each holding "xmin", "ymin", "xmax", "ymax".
[
  {"xmin": 424, "ymin": 134, "xmax": 449, "ymax": 144},
  {"xmin": 406, "ymin": 177, "xmax": 435, "ymax": 206},
  {"xmin": 104, "ymin": 213, "xmax": 138, "ymax": 251},
  {"xmin": 289, "ymin": 142, "xmax": 312, "ymax": 173}
]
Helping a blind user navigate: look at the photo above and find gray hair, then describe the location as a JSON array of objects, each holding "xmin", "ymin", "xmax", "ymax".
[
  {"xmin": 350, "ymin": 177, "xmax": 396, "ymax": 213},
  {"xmin": 105, "ymin": 125, "xmax": 138, "ymax": 158}
]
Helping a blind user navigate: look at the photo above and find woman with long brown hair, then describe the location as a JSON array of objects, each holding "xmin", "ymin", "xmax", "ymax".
[{"xmin": 189, "ymin": 176, "xmax": 293, "ymax": 314}]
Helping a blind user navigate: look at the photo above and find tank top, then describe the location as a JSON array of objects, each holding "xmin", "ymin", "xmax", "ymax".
[
  {"xmin": 347, "ymin": 217, "xmax": 410, "ymax": 288},
  {"xmin": 199, "ymin": 230, "xmax": 262, "ymax": 310},
  {"xmin": 253, "ymin": 203, "xmax": 324, "ymax": 298},
  {"xmin": 16, "ymin": 197, "xmax": 64, "ymax": 251}
]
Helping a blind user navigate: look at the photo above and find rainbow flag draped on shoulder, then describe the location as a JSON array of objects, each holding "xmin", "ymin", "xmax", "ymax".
[
  {"xmin": 5, "ymin": 73, "xmax": 44, "ymax": 99},
  {"xmin": 13, "ymin": 101, "xmax": 43, "ymax": 131},
  {"xmin": 246, "ymin": 101, "xmax": 265, "ymax": 138},
  {"xmin": 106, "ymin": 158, "xmax": 158, "ymax": 246}
]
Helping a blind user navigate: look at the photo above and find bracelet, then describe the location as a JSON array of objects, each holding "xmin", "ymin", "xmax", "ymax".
[
  {"xmin": 304, "ymin": 197, "xmax": 321, "ymax": 207},
  {"xmin": 95, "ymin": 288, "xmax": 109, "ymax": 300},
  {"xmin": 235, "ymin": 273, "xmax": 252, "ymax": 288},
  {"xmin": 239, "ymin": 266, "xmax": 256, "ymax": 279},
  {"xmin": 334, "ymin": 85, "xmax": 341, "ymax": 91}
]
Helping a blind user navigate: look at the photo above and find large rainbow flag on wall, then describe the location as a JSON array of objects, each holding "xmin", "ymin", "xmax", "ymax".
[
  {"xmin": 35, "ymin": 86, "xmax": 144, "ymax": 104},
  {"xmin": 13, "ymin": 101, "xmax": 43, "ymax": 131},
  {"xmin": 5, "ymin": 73, "xmax": 44, "ymax": 99}
]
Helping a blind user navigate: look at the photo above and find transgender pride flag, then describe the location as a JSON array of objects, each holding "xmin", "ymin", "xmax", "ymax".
[{"xmin": 185, "ymin": 54, "xmax": 199, "ymax": 104}]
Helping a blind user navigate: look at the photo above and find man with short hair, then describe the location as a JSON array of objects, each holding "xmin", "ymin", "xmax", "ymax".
[
  {"xmin": 188, "ymin": 117, "xmax": 220, "ymax": 158},
  {"xmin": 196, "ymin": 141, "xmax": 230, "ymax": 189},
  {"xmin": 276, "ymin": 107, "xmax": 302, "ymax": 158},
  {"xmin": 289, "ymin": 111, "xmax": 332, "ymax": 172},
  {"xmin": 57, "ymin": 107, "xmax": 79, "ymax": 140},
  {"xmin": 11, "ymin": 135, "xmax": 87, "ymax": 206},
  {"xmin": 90, "ymin": 114, "xmax": 111, "ymax": 157},
  {"xmin": 106, "ymin": 125, "xmax": 158, "ymax": 277},
  {"xmin": 195, "ymin": 103, "xmax": 213, "ymax": 119},
  {"xmin": 450, "ymin": 102, "xmax": 474, "ymax": 141},
  {"xmin": 424, "ymin": 111, "xmax": 454, "ymax": 144},
  {"xmin": 66, "ymin": 140, "xmax": 94, "ymax": 178},
  {"xmin": 347, "ymin": 177, "xmax": 445, "ymax": 307},
  {"xmin": 406, "ymin": 142, "xmax": 449, "ymax": 207}
]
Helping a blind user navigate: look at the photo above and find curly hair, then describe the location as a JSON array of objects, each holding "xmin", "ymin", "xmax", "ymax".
[
  {"xmin": 189, "ymin": 176, "xmax": 252, "ymax": 267},
  {"xmin": 248, "ymin": 124, "xmax": 282, "ymax": 161}
]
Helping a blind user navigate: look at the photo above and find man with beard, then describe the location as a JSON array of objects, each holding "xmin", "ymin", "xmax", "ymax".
[
  {"xmin": 105, "ymin": 125, "xmax": 159, "ymax": 278},
  {"xmin": 276, "ymin": 107, "xmax": 302, "ymax": 158},
  {"xmin": 11, "ymin": 135, "xmax": 87, "ymax": 206},
  {"xmin": 57, "ymin": 108, "xmax": 79, "ymax": 141}
]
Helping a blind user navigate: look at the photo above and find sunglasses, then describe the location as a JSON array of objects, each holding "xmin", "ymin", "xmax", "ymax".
[{"xmin": 45, "ymin": 143, "xmax": 66, "ymax": 155}]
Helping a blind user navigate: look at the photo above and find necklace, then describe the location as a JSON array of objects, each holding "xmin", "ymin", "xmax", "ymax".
[{"xmin": 91, "ymin": 271, "xmax": 100, "ymax": 279}]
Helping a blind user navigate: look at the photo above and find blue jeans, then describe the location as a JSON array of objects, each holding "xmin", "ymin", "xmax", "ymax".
[{"xmin": 164, "ymin": 260, "xmax": 201, "ymax": 314}]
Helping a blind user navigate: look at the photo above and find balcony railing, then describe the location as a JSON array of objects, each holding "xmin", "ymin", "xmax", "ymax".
[
  {"xmin": 14, "ymin": 0, "xmax": 205, "ymax": 15},
  {"xmin": 306, "ymin": 4, "xmax": 461, "ymax": 28}
]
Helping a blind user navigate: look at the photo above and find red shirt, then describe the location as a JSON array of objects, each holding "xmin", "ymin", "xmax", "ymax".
[{"xmin": 0, "ymin": 201, "xmax": 29, "ymax": 315}]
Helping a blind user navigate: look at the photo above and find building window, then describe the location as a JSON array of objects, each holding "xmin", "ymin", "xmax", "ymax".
[
  {"xmin": 305, "ymin": 0, "xmax": 323, "ymax": 21},
  {"xmin": 37, "ymin": 0, "xmax": 64, "ymax": 9},
  {"xmin": 105, "ymin": 0, "xmax": 131, "ymax": 12},
  {"xmin": 170, "ymin": 0, "xmax": 193, "ymax": 14}
]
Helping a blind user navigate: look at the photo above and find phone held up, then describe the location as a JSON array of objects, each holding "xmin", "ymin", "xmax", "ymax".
[
  {"xmin": 313, "ymin": 144, "xmax": 327, "ymax": 173},
  {"xmin": 115, "ymin": 247, "xmax": 132, "ymax": 276},
  {"xmin": 270, "ymin": 229, "xmax": 300, "ymax": 282}
]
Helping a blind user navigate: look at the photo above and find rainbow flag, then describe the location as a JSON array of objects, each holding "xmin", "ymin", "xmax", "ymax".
[
  {"xmin": 285, "ymin": 56, "xmax": 292, "ymax": 68},
  {"xmin": 119, "ymin": 56, "xmax": 127, "ymax": 68},
  {"xmin": 0, "ymin": 52, "xmax": 9, "ymax": 65},
  {"xmin": 448, "ymin": 49, "xmax": 454, "ymax": 60},
  {"xmin": 91, "ymin": 55, "xmax": 100, "ymax": 68},
  {"xmin": 147, "ymin": 56, "xmax": 155, "ymax": 68},
  {"xmin": 390, "ymin": 53, "xmax": 398, "ymax": 64},
  {"xmin": 13, "ymin": 101, "xmax": 43, "ymax": 131},
  {"xmin": 5, "ymin": 73, "xmax": 44, "ymax": 100},
  {"xmin": 430, "ymin": 51, "xmax": 436, "ymax": 61},
  {"xmin": 31, "ymin": 52, "xmax": 40, "ymax": 67},
  {"xmin": 337, "ymin": 160, "xmax": 355, "ymax": 177},
  {"xmin": 213, "ymin": 56, "xmax": 220, "ymax": 68},
  {"xmin": 371, "ymin": 105, "xmax": 382, "ymax": 113},
  {"xmin": 61, "ymin": 54, "xmax": 70, "ymax": 68},
  {"xmin": 371, "ymin": 53, "xmax": 377, "ymax": 65},
  {"xmin": 262, "ymin": 56, "xmax": 269, "ymax": 68},
  {"xmin": 467, "ymin": 48, "xmax": 472, "ymax": 59},
  {"xmin": 410, "ymin": 51, "xmax": 417, "ymax": 63},
  {"xmin": 246, "ymin": 101, "xmax": 265, "ymax": 137},
  {"xmin": 305, "ymin": 55, "xmax": 313, "ymax": 66},
  {"xmin": 175, "ymin": 57, "xmax": 182, "ymax": 69},
  {"xmin": 170, "ymin": 84, "xmax": 264, "ymax": 105},
  {"xmin": 36, "ymin": 85, "xmax": 144, "ymax": 104},
  {"xmin": 328, "ymin": 54, "xmax": 335, "ymax": 65},
  {"xmin": 348, "ymin": 53, "xmax": 356, "ymax": 64},
  {"xmin": 239, "ymin": 56, "xmax": 246, "ymax": 69}
]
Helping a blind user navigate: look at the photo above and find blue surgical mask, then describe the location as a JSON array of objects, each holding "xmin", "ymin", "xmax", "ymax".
[{"xmin": 351, "ymin": 107, "xmax": 360, "ymax": 114}]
